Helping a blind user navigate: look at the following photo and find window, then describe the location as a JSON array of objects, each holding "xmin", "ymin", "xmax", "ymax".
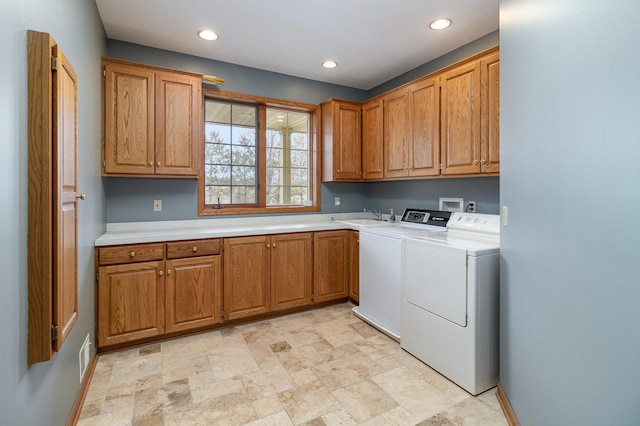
[{"xmin": 199, "ymin": 91, "xmax": 320, "ymax": 215}]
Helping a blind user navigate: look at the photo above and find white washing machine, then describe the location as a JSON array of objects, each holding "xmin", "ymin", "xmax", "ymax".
[
  {"xmin": 354, "ymin": 209, "xmax": 451, "ymax": 341},
  {"xmin": 401, "ymin": 212, "xmax": 500, "ymax": 395}
]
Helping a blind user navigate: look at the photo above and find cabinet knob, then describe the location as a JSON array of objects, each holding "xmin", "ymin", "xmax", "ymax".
[
  {"xmin": 149, "ymin": 162, "xmax": 154, "ymax": 167},
  {"xmin": 159, "ymin": 270, "xmax": 163, "ymax": 276},
  {"xmin": 337, "ymin": 169, "xmax": 341, "ymax": 173},
  {"xmin": 192, "ymin": 246, "xmax": 198, "ymax": 252},
  {"xmin": 481, "ymin": 159, "xmax": 486, "ymax": 164},
  {"xmin": 266, "ymin": 243, "xmax": 270, "ymax": 248},
  {"xmin": 130, "ymin": 251, "xmax": 135, "ymax": 258},
  {"xmin": 75, "ymin": 193, "xmax": 86, "ymax": 200},
  {"xmin": 167, "ymin": 269, "xmax": 172, "ymax": 275},
  {"xmin": 473, "ymin": 160, "xmax": 479, "ymax": 165},
  {"xmin": 272, "ymin": 243, "xmax": 277, "ymax": 248},
  {"xmin": 157, "ymin": 162, "xmax": 161, "ymax": 167}
]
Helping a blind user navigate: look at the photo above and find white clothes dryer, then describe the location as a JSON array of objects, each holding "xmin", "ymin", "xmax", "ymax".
[{"xmin": 401, "ymin": 212, "xmax": 500, "ymax": 395}]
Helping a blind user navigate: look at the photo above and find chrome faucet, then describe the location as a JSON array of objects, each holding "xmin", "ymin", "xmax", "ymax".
[{"xmin": 364, "ymin": 208, "xmax": 383, "ymax": 220}]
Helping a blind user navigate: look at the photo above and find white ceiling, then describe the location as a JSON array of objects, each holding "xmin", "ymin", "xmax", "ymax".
[{"xmin": 95, "ymin": 0, "xmax": 499, "ymax": 90}]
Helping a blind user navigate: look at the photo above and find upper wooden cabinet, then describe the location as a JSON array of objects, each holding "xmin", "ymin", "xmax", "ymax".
[
  {"xmin": 441, "ymin": 49, "xmax": 499, "ymax": 175},
  {"xmin": 321, "ymin": 99, "xmax": 362, "ymax": 181},
  {"xmin": 481, "ymin": 51, "xmax": 500, "ymax": 174},
  {"xmin": 383, "ymin": 76, "xmax": 440, "ymax": 179},
  {"xmin": 102, "ymin": 58, "xmax": 202, "ymax": 177},
  {"xmin": 362, "ymin": 98, "xmax": 383, "ymax": 180}
]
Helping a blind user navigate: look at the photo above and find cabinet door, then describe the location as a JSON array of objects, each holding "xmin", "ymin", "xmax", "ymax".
[
  {"xmin": 362, "ymin": 99, "xmax": 383, "ymax": 180},
  {"xmin": 481, "ymin": 52, "xmax": 500, "ymax": 173},
  {"xmin": 223, "ymin": 236, "xmax": 271, "ymax": 320},
  {"xmin": 155, "ymin": 71, "xmax": 202, "ymax": 176},
  {"xmin": 349, "ymin": 231, "xmax": 360, "ymax": 302},
  {"xmin": 98, "ymin": 261, "xmax": 164, "ymax": 348},
  {"xmin": 441, "ymin": 60, "xmax": 482, "ymax": 175},
  {"xmin": 383, "ymin": 90, "xmax": 409, "ymax": 178},
  {"xmin": 271, "ymin": 233, "xmax": 313, "ymax": 311},
  {"xmin": 165, "ymin": 255, "xmax": 222, "ymax": 333},
  {"xmin": 333, "ymin": 101, "xmax": 362, "ymax": 180},
  {"xmin": 103, "ymin": 61, "xmax": 155, "ymax": 175},
  {"xmin": 408, "ymin": 77, "xmax": 440, "ymax": 177},
  {"xmin": 313, "ymin": 230, "xmax": 349, "ymax": 303}
]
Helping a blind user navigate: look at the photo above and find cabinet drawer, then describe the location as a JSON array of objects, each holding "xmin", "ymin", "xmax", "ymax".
[
  {"xmin": 166, "ymin": 239, "xmax": 221, "ymax": 259},
  {"xmin": 98, "ymin": 243, "xmax": 165, "ymax": 266}
]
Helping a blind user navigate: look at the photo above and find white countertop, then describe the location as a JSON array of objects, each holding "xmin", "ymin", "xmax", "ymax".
[{"xmin": 95, "ymin": 212, "xmax": 389, "ymax": 246}]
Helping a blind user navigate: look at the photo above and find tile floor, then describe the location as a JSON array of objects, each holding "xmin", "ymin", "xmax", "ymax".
[{"xmin": 79, "ymin": 303, "xmax": 507, "ymax": 425}]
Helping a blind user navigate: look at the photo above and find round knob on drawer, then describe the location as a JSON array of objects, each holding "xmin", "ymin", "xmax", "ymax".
[
  {"xmin": 130, "ymin": 251, "xmax": 135, "ymax": 258},
  {"xmin": 192, "ymin": 246, "xmax": 198, "ymax": 252}
]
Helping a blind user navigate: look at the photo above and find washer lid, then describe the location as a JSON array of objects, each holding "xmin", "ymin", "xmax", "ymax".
[{"xmin": 405, "ymin": 232, "xmax": 500, "ymax": 255}]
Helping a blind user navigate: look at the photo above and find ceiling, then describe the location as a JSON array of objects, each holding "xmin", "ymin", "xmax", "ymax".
[{"xmin": 95, "ymin": 0, "xmax": 499, "ymax": 90}]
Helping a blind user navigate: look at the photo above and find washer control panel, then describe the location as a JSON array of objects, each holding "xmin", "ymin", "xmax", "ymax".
[{"xmin": 401, "ymin": 209, "xmax": 451, "ymax": 227}]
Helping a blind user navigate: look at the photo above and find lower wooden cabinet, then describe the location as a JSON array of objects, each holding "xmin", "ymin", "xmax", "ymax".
[
  {"xmin": 97, "ymin": 260, "xmax": 165, "ymax": 347},
  {"xmin": 223, "ymin": 235, "xmax": 271, "ymax": 321},
  {"xmin": 271, "ymin": 233, "xmax": 313, "ymax": 311},
  {"xmin": 349, "ymin": 231, "xmax": 360, "ymax": 302},
  {"xmin": 165, "ymin": 255, "xmax": 222, "ymax": 333},
  {"xmin": 313, "ymin": 230, "xmax": 349, "ymax": 303}
]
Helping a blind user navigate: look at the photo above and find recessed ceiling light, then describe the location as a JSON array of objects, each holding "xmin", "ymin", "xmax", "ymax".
[
  {"xmin": 322, "ymin": 60, "xmax": 338, "ymax": 69},
  {"xmin": 198, "ymin": 30, "xmax": 219, "ymax": 41},
  {"xmin": 429, "ymin": 18, "xmax": 452, "ymax": 30}
]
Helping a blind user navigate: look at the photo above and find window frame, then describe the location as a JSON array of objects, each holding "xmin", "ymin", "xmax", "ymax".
[{"xmin": 199, "ymin": 89, "xmax": 321, "ymax": 216}]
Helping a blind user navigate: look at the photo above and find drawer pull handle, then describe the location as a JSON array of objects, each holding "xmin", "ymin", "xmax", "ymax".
[
  {"xmin": 266, "ymin": 243, "xmax": 270, "ymax": 248},
  {"xmin": 167, "ymin": 269, "xmax": 172, "ymax": 275},
  {"xmin": 272, "ymin": 243, "xmax": 277, "ymax": 248},
  {"xmin": 159, "ymin": 270, "xmax": 163, "ymax": 276},
  {"xmin": 149, "ymin": 162, "xmax": 153, "ymax": 167},
  {"xmin": 192, "ymin": 246, "xmax": 198, "ymax": 252},
  {"xmin": 157, "ymin": 162, "xmax": 161, "ymax": 167},
  {"xmin": 473, "ymin": 159, "xmax": 479, "ymax": 165},
  {"xmin": 130, "ymin": 251, "xmax": 135, "ymax": 258}
]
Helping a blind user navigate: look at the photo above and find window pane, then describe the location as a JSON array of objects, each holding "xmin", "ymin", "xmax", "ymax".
[
  {"xmin": 266, "ymin": 109, "xmax": 310, "ymax": 206},
  {"xmin": 232, "ymin": 186, "xmax": 256, "ymax": 204},
  {"xmin": 205, "ymin": 100, "xmax": 258, "ymax": 205}
]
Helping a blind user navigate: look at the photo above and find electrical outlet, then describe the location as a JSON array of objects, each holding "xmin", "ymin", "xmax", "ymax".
[
  {"xmin": 153, "ymin": 199, "xmax": 162, "ymax": 212},
  {"xmin": 468, "ymin": 201, "xmax": 476, "ymax": 213},
  {"xmin": 334, "ymin": 197, "xmax": 341, "ymax": 206}
]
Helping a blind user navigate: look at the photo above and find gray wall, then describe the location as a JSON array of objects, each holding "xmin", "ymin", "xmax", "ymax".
[
  {"xmin": 500, "ymin": 0, "xmax": 640, "ymax": 424},
  {"xmin": 0, "ymin": 1, "xmax": 106, "ymax": 425},
  {"xmin": 105, "ymin": 37, "xmax": 499, "ymax": 223}
]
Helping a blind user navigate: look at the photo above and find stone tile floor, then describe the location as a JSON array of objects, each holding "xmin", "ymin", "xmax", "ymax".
[{"xmin": 79, "ymin": 303, "xmax": 507, "ymax": 425}]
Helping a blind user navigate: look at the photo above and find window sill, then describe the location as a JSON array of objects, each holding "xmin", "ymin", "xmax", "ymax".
[{"xmin": 198, "ymin": 204, "xmax": 321, "ymax": 216}]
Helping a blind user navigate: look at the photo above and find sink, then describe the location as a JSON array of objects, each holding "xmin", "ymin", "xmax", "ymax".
[{"xmin": 335, "ymin": 218, "xmax": 389, "ymax": 228}]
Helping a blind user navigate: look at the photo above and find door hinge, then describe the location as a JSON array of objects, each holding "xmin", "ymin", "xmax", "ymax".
[
  {"xmin": 103, "ymin": 68, "xmax": 106, "ymax": 77},
  {"xmin": 103, "ymin": 161, "xmax": 106, "ymax": 168},
  {"xmin": 51, "ymin": 56, "xmax": 58, "ymax": 71},
  {"xmin": 221, "ymin": 241, "xmax": 224, "ymax": 251},
  {"xmin": 96, "ymin": 272, "xmax": 99, "ymax": 282},
  {"xmin": 51, "ymin": 324, "xmax": 59, "ymax": 341}
]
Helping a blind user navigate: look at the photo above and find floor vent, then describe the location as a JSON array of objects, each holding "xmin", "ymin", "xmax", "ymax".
[{"xmin": 79, "ymin": 334, "xmax": 91, "ymax": 383}]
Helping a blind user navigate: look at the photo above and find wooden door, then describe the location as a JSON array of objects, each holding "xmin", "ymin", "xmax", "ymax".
[
  {"xmin": 52, "ymin": 45, "xmax": 79, "ymax": 352},
  {"xmin": 334, "ymin": 101, "xmax": 362, "ymax": 180},
  {"xmin": 349, "ymin": 231, "xmax": 360, "ymax": 302},
  {"xmin": 97, "ymin": 261, "xmax": 165, "ymax": 347},
  {"xmin": 313, "ymin": 231, "xmax": 349, "ymax": 303},
  {"xmin": 383, "ymin": 90, "xmax": 409, "ymax": 178},
  {"xmin": 155, "ymin": 71, "xmax": 201, "ymax": 176},
  {"xmin": 362, "ymin": 98, "xmax": 383, "ymax": 180},
  {"xmin": 103, "ymin": 60, "xmax": 155, "ymax": 175},
  {"xmin": 165, "ymin": 255, "xmax": 222, "ymax": 333},
  {"xmin": 271, "ymin": 233, "xmax": 313, "ymax": 311},
  {"xmin": 441, "ymin": 60, "xmax": 482, "ymax": 175},
  {"xmin": 223, "ymin": 236, "xmax": 271, "ymax": 320},
  {"xmin": 408, "ymin": 77, "xmax": 441, "ymax": 177},
  {"xmin": 481, "ymin": 51, "xmax": 500, "ymax": 173}
]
